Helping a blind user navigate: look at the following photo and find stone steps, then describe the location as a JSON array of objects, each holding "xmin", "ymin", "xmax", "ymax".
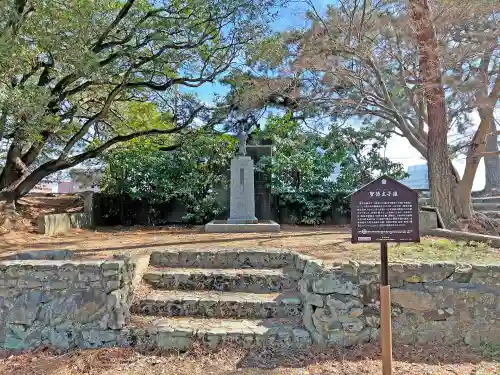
[
  {"xmin": 142, "ymin": 267, "xmax": 300, "ymax": 293},
  {"xmin": 472, "ymin": 202, "xmax": 500, "ymax": 211},
  {"xmin": 129, "ymin": 249, "xmax": 309, "ymax": 350},
  {"xmin": 131, "ymin": 290, "xmax": 302, "ymax": 319},
  {"xmin": 149, "ymin": 248, "xmax": 295, "ymax": 269},
  {"xmin": 480, "ymin": 211, "xmax": 500, "ymax": 219},
  {"xmin": 127, "ymin": 315, "xmax": 311, "ymax": 350},
  {"xmin": 471, "ymin": 196, "xmax": 500, "ymax": 203},
  {"xmin": 420, "ymin": 197, "xmax": 500, "ymax": 210}
]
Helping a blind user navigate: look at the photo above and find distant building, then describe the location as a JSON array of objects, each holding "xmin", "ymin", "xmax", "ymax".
[
  {"xmin": 58, "ymin": 168, "xmax": 103, "ymax": 193},
  {"xmin": 400, "ymin": 164, "xmax": 429, "ymax": 191},
  {"xmin": 32, "ymin": 181, "xmax": 57, "ymax": 193},
  {"xmin": 32, "ymin": 167, "xmax": 103, "ymax": 194}
]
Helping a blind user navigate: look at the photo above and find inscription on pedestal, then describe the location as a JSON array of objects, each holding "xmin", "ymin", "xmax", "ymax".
[{"xmin": 228, "ymin": 156, "xmax": 257, "ymax": 224}]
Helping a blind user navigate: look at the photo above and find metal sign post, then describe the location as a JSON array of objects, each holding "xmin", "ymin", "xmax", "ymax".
[{"xmin": 350, "ymin": 176, "xmax": 420, "ymax": 375}]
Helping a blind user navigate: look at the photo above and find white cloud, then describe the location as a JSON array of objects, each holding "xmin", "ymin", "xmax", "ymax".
[{"xmin": 385, "ymin": 118, "xmax": 488, "ymax": 192}]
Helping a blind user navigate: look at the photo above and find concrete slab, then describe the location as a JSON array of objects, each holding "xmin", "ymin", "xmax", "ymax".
[
  {"xmin": 204, "ymin": 220, "xmax": 280, "ymax": 233},
  {"xmin": 37, "ymin": 212, "xmax": 92, "ymax": 235},
  {"xmin": 419, "ymin": 210, "xmax": 438, "ymax": 233}
]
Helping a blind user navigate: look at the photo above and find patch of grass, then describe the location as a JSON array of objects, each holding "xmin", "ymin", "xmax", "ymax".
[
  {"xmin": 477, "ymin": 342, "xmax": 500, "ymax": 359},
  {"xmin": 300, "ymin": 235, "xmax": 500, "ymax": 264},
  {"xmin": 389, "ymin": 238, "xmax": 500, "ymax": 264}
]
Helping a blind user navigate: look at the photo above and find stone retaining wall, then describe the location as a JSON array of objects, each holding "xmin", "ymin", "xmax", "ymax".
[
  {"xmin": 295, "ymin": 255, "xmax": 500, "ymax": 347},
  {"xmin": 2, "ymin": 249, "xmax": 500, "ymax": 351},
  {"xmin": 0, "ymin": 258, "xmax": 135, "ymax": 350}
]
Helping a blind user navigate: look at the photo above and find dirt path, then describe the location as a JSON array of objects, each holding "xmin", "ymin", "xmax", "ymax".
[{"xmin": 2, "ymin": 225, "xmax": 500, "ymax": 264}]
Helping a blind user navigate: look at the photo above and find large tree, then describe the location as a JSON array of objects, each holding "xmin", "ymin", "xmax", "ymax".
[
  {"xmin": 0, "ymin": 0, "xmax": 276, "ymax": 210},
  {"xmin": 229, "ymin": 0, "xmax": 499, "ymax": 226},
  {"xmin": 408, "ymin": 0, "xmax": 499, "ymax": 224}
]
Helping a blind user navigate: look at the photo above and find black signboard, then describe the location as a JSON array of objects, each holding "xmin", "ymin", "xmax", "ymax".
[{"xmin": 351, "ymin": 175, "xmax": 420, "ymax": 243}]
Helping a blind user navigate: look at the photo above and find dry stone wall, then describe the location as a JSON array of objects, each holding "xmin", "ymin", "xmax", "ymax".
[
  {"xmin": 1, "ymin": 248, "xmax": 500, "ymax": 352},
  {"xmin": 0, "ymin": 258, "xmax": 135, "ymax": 350},
  {"xmin": 295, "ymin": 255, "xmax": 500, "ymax": 347}
]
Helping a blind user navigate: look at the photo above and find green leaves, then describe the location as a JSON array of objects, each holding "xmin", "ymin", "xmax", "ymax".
[
  {"xmin": 0, "ymin": 0, "xmax": 279, "ymax": 196},
  {"xmin": 102, "ymin": 131, "xmax": 237, "ymax": 223},
  {"xmin": 120, "ymin": 102, "xmax": 174, "ymax": 132},
  {"xmin": 253, "ymin": 113, "xmax": 407, "ymax": 224},
  {"xmin": 256, "ymin": 114, "xmax": 345, "ymax": 195}
]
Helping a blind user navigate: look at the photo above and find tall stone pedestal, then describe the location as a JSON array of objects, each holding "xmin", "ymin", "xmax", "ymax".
[{"xmin": 227, "ymin": 156, "xmax": 257, "ymax": 224}]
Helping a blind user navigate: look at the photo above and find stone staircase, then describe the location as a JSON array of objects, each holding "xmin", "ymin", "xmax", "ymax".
[
  {"xmin": 470, "ymin": 196, "xmax": 500, "ymax": 218},
  {"xmin": 420, "ymin": 196, "xmax": 500, "ymax": 218},
  {"xmin": 128, "ymin": 249, "xmax": 311, "ymax": 350}
]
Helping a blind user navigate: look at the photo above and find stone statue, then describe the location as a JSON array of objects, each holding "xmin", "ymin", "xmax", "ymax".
[{"xmin": 237, "ymin": 125, "xmax": 248, "ymax": 156}]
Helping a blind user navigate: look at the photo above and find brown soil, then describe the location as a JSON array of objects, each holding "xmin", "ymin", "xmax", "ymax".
[
  {"xmin": 0, "ymin": 193, "xmax": 84, "ymax": 233},
  {"xmin": 1, "ymin": 225, "xmax": 500, "ymax": 264},
  {"xmin": 0, "ymin": 343, "xmax": 498, "ymax": 375}
]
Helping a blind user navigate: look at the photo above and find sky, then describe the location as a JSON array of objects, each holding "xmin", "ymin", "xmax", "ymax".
[
  {"xmin": 193, "ymin": 0, "xmax": 493, "ymax": 191},
  {"xmin": 385, "ymin": 135, "xmax": 486, "ymax": 191}
]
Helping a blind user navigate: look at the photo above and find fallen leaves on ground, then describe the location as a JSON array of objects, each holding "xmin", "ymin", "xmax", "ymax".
[{"xmin": 0, "ymin": 343, "xmax": 498, "ymax": 375}]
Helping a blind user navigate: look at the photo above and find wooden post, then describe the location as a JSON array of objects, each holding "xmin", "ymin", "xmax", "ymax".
[{"xmin": 380, "ymin": 242, "xmax": 392, "ymax": 375}]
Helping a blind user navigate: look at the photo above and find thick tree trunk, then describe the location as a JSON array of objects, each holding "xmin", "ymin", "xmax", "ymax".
[
  {"xmin": 0, "ymin": 160, "xmax": 61, "ymax": 214},
  {"xmin": 0, "ymin": 191, "xmax": 17, "ymax": 216},
  {"xmin": 409, "ymin": 0, "xmax": 462, "ymax": 226},
  {"xmin": 483, "ymin": 120, "xmax": 500, "ymax": 194}
]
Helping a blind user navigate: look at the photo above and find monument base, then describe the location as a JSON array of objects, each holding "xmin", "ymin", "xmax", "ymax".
[
  {"xmin": 204, "ymin": 220, "xmax": 280, "ymax": 233},
  {"xmin": 227, "ymin": 217, "xmax": 258, "ymax": 224}
]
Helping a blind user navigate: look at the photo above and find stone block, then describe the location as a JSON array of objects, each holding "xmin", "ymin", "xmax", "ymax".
[
  {"xmin": 470, "ymin": 265, "xmax": 500, "ymax": 286},
  {"xmin": 449, "ymin": 264, "xmax": 473, "ymax": 283},
  {"xmin": 305, "ymin": 293, "xmax": 324, "ymax": 307},
  {"xmin": 312, "ymin": 273, "xmax": 359, "ymax": 296},
  {"xmin": 0, "ymin": 250, "xmax": 74, "ymax": 261},
  {"xmin": 37, "ymin": 213, "xmax": 91, "ymax": 235},
  {"xmin": 204, "ymin": 220, "xmax": 280, "ymax": 233},
  {"xmin": 228, "ymin": 156, "xmax": 257, "ymax": 223},
  {"xmin": 81, "ymin": 329, "xmax": 119, "ymax": 348},
  {"xmin": 419, "ymin": 210, "xmax": 438, "ymax": 233},
  {"xmin": 389, "ymin": 262, "xmax": 456, "ymax": 284},
  {"xmin": 4, "ymin": 325, "xmax": 42, "ymax": 350},
  {"xmin": 326, "ymin": 295, "xmax": 364, "ymax": 315},
  {"xmin": 69, "ymin": 213, "xmax": 92, "ymax": 229},
  {"xmin": 8, "ymin": 300, "xmax": 39, "ymax": 325},
  {"xmin": 46, "ymin": 328, "xmax": 71, "ymax": 350},
  {"xmin": 302, "ymin": 258, "xmax": 324, "ymax": 277},
  {"xmin": 391, "ymin": 288, "xmax": 437, "ymax": 311},
  {"xmin": 358, "ymin": 262, "xmax": 380, "ymax": 284}
]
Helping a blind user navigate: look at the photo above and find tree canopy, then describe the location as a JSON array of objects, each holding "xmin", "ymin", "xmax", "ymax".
[
  {"xmin": 102, "ymin": 131, "xmax": 236, "ymax": 223},
  {"xmin": 252, "ymin": 113, "xmax": 407, "ymax": 224},
  {"xmin": 1, "ymin": 0, "xmax": 498, "ymax": 230},
  {"xmin": 0, "ymin": 0, "xmax": 278, "ymax": 204},
  {"xmin": 224, "ymin": 0, "xmax": 499, "ymax": 225}
]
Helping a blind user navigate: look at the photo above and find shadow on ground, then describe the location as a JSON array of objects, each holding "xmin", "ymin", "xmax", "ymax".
[
  {"xmin": 1, "ymin": 343, "xmax": 497, "ymax": 375},
  {"xmin": 0, "ymin": 230, "xmax": 348, "ymax": 255},
  {"xmin": 235, "ymin": 343, "xmax": 489, "ymax": 369}
]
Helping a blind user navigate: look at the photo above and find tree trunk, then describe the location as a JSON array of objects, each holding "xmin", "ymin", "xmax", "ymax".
[
  {"xmin": 483, "ymin": 120, "xmax": 500, "ymax": 194},
  {"xmin": 409, "ymin": 0, "xmax": 462, "ymax": 226},
  {"xmin": 0, "ymin": 191, "xmax": 17, "ymax": 216},
  {"xmin": 0, "ymin": 160, "xmax": 61, "ymax": 213}
]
